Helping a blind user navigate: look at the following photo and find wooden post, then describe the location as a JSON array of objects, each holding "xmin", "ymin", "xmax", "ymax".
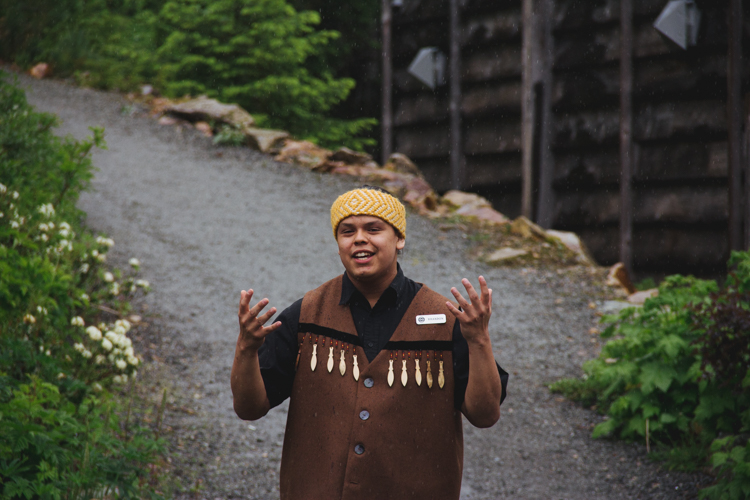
[
  {"xmin": 535, "ymin": 0, "xmax": 555, "ymax": 228},
  {"xmin": 449, "ymin": 0, "xmax": 464, "ymax": 190},
  {"xmin": 522, "ymin": 0, "xmax": 553, "ymax": 224},
  {"xmin": 728, "ymin": 0, "xmax": 743, "ymax": 250},
  {"xmin": 521, "ymin": 0, "xmax": 537, "ymax": 219},
  {"xmin": 619, "ymin": 0, "xmax": 634, "ymax": 273},
  {"xmin": 381, "ymin": 0, "xmax": 393, "ymax": 164}
]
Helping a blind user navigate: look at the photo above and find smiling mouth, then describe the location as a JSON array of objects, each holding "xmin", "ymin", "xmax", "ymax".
[{"xmin": 353, "ymin": 251, "xmax": 374, "ymax": 260}]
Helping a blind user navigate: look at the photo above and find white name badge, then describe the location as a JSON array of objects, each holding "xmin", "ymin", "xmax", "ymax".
[{"xmin": 416, "ymin": 314, "xmax": 446, "ymax": 325}]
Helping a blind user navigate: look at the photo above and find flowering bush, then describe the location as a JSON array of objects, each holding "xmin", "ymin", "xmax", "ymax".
[{"xmin": 0, "ymin": 73, "xmax": 163, "ymax": 498}]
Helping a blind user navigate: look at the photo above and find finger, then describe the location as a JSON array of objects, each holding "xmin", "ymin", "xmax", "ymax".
[
  {"xmin": 478, "ymin": 276, "xmax": 490, "ymax": 305},
  {"xmin": 262, "ymin": 321, "xmax": 283, "ymax": 334},
  {"xmin": 445, "ymin": 301, "xmax": 465, "ymax": 320},
  {"xmin": 462, "ymin": 278, "xmax": 480, "ymax": 304},
  {"xmin": 488, "ymin": 289, "xmax": 493, "ymax": 314},
  {"xmin": 247, "ymin": 297, "xmax": 270, "ymax": 318},
  {"xmin": 238, "ymin": 289, "xmax": 254, "ymax": 315},
  {"xmin": 256, "ymin": 307, "xmax": 278, "ymax": 326},
  {"xmin": 450, "ymin": 287, "xmax": 471, "ymax": 309}
]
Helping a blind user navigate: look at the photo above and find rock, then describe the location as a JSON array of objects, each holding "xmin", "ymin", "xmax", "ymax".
[
  {"xmin": 605, "ymin": 263, "xmax": 636, "ymax": 294},
  {"xmin": 140, "ymin": 84, "xmax": 154, "ymax": 96},
  {"xmin": 442, "ymin": 190, "xmax": 492, "ymax": 210},
  {"xmin": 628, "ymin": 288, "xmax": 658, "ymax": 305},
  {"xmin": 456, "ymin": 206, "xmax": 509, "ymax": 225},
  {"xmin": 486, "ymin": 247, "xmax": 528, "ymax": 263},
  {"xmin": 165, "ymin": 96, "xmax": 256, "ymax": 130},
  {"xmin": 29, "ymin": 62, "xmax": 51, "ymax": 79},
  {"xmin": 274, "ymin": 140, "xmax": 331, "ymax": 169},
  {"xmin": 511, "ymin": 216, "xmax": 550, "ymax": 240},
  {"xmin": 599, "ymin": 300, "xmax": 636, "ymax": 314},
  {"xmin": 158, "ymin": 116, "xmax": 178, "ymax": 126},
  {"xmin": 245, "ymin": 128, "xmax": 290, "ymax": 153},
  {"xmin": 149, "ymin": 97, "xmax": 174, "ymax": 116},
  {"xmin": 194, "ymin": 121, "xmax": 213, "ymax": 137},
  {"xmin": 546, "ymin": 229, "xmax": 597, "ymax": 266},
  {"xmin": 329, "ymin": 147, "xmax": 377, "ymax": 167},
  {"xmin": 384, "ymin": 153, "xmax": 422, "ymax": 177}
]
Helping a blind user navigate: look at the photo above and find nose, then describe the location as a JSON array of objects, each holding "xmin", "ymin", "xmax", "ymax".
[{"xmin": 354, "ymin": 228, "xmax": 368, "ymax": 243}]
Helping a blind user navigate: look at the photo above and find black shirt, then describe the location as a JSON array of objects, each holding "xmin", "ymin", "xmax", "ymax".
[{"xmin": 258, "ymin": 265, "xmax": 508, "ymax": 411}]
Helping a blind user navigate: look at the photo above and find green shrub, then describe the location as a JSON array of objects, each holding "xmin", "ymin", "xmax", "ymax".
[
  {"xmin": 551, "ymin": 251, "xmax": 750, "ymax": 494},
  {"xmin": 0, "ymin": 73, "xmax": 163, "ymax": 499},
  {"xmin": 155, "ymin": 0, "xmax": 376, "ymax": 149},
  {"xmin": 701, "ymin": 436, "xmax": 750, "ymax": 500}
]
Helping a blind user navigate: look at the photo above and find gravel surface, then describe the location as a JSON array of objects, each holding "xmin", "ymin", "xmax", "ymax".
[{"xmin": 19, "ymin": 73, "xmax": 711, "ymax": 499}]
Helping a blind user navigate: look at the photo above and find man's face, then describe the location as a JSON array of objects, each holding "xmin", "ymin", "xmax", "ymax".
[{"xmin": 336, "ymin": 215, "xmax": 405, "ymax": 283}]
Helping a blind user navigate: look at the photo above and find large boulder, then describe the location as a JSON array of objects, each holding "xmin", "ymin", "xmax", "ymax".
[
  {"xmin": 384, "ymin": 153, "xmax": 422, "ymax": 177},
  {"xmin": 605, "ymin": 262, "xmax": 637, "ymax": 294},
  {"xmin": 274, "ymin": 140, "xmax": 331, "ymax": 169},
  {"xmin": 329, "ymin": 147, "xmax": 378, "ymax": 167},
  {"xmin": 485, "ymin": 247, "xmax": 528, "ymax": 263},
  {"xmin": 442, "ymin": 190, "xmax": 492, "ymax": 210},
  {"xmin": 546, "ymin": 229, "xmax": 597, "ymax": 266},
  {"xmin": 245, "ymin": 128, "xmax": 290, "ymax": 153},
  {"xmin": 510, "ymin": 216, "xmax": 550, "ymax": 240},
  {"xmin": 164, "ymin": 96, "xmax": 256, "ymax": 131}
]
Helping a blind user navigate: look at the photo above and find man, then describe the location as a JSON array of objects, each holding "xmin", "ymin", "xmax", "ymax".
[{"xmin": 231, "ymin": 186, "xmax": 508, "ymax": 499}]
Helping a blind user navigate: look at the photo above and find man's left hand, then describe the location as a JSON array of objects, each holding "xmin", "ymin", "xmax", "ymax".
[{"xmin": 446, "ymin": 276, "xmax": 492, "ymax": 344}]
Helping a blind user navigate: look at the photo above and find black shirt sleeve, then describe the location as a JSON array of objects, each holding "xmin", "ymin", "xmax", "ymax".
[
  {"xmin": 257, "ymin": 298, "xmax": 302, "ymax": 409},
  {"xmin": 452, "ymin": 321, "xmax": 509, "ymax": 411}
]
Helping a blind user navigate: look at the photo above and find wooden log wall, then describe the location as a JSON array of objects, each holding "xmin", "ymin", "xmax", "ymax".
[{"xmin": 391, "ymin": 0, "xmax": 749, "ymax": 276}]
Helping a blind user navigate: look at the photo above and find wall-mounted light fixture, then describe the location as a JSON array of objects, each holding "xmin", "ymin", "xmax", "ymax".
[
  {"xmin": 407, "ymin": 47, "xmax": 446, "ymax": 90},
  {"xmin": 653, "ymin": 0, "xmax": 701, "ymax": 49}
]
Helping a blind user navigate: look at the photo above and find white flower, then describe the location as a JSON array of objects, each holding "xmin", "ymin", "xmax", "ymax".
[
  {"xmin": 73, "ymin": 342, "xmax": 85, "ymax": 352},
  {"xmin": 113, "ymin": 375, "xmax": 125, "ymax": 384},
  {"xmin": 92, "ymin": 382, "xmax": 103, "ymax": 392},
  {"xmin": 96, "ymin": 236, "xmax": 114, "ymax": 247},
  {"xmin": 45, "ymin": 350, "xmax": 51, "ymax": 356},
  {"xmin": 105, "ymin": 331, "xmax": 117, "ymax": 342},
  {"xmin": 101, "ymin": 338, "xmax": 113, "ymax": 351},
  {"xmin": 0, "ymin": 183, "xmax": 5, "ymax": 194},
  {"xmin": 82, "ymin": 349, "xmax": 92, "ymax": 359},
  {"xmin": 131, "ymin": 371, "xmax": 138, "ymax": 380},
  {"xmin": 39, "ymin": 223, "xmax": 49, "ymax": 232},
  {"xmin": 40, "ymin": 233, "xmax": 49, "ymax": 242},
  {"xmin": 129, "ymin": 258, "xmax": 141, "ymax": 267},
  {"xmin": 57, "ymin": 372, "xmax": 66, "ymax": 379},
  {"xmin": 115, "ymin": 319, "xmax": 131, "ymax": 332},
  {"xmin": 10, "ymin": 221, "xmax": 19, "ymax": 229},
  {"xmin": 59, "ymin": 228, "xmax": 70, "ymax": 237},
  {"xmin": 124, "ymin": 346, "xmax": 134, "ymax": 357},
  {"xmin": 36, "ymin": 306, "xmax": 48, "ymax": 316},
  {"xmin": 79, "ymin": 263, "xmax": 90, "ymax": 273},
  {"xmin": 80, "ymin": 293, "xmax": 90, "ymax": 301},
  {"xmin": 116, "ymin": 359, "xmax": 127, "ymax": 370},
  {"xmin": 86, "ymin": 326, "xmax": 102, "ymax": 340},
  {"xmin": 96, "ymin": 253, "xmax": 106, "ymax": 262},
  {"xmin": 59, "ymin": 239, "xmax": 69, "ymax": 248},
  {"xmin": 127, "ymin": 355, "xmax": 140, "ymax": 366},
  {"xmin": 103, "ymin": 272, "xmax": 114, "ymax": 282},
  {"xmin": 113, "ymin": 347, "xmax": 122, "ymax": 356},
  {"xmin": 109, "ymin": 282, "xmax": 120, "ymax": 295},
  {"xmin": 71, "ymin": 316, "xmax": 85, "ymax": 327},
  {"xmin": 135, "ymin": 279, "xmax": 150, "ymax": 288},
  {"xmin": 91, "ymin": 249, "xmax": 99, "ymax": 257},
  {"xmin": 59, "ymin": 222, "xmax": 71, "ymax": 231},
  {"xmin": 98, "ymin": 323, "xmax": 107, "ymax": 330},
  {"xmin": 95, "ymin": 354, "xmax": 106, "ymax": 365},
  {"xmin": 39, "ymin": 345, "xmax": 44, "ymax": 352},
  {"xmin": 37, "ymin": 203, "xmax": 55, "ymax": 216},
  {"xmin": 12, "ymin": 191, "xmax": 19, "ymax": 200},
  {"xmin": 47, "ymin": 222, "xmax": 54, "ymax": 229},
  {"xmin": 23, "ymin": 314, "xmax": 36, "ymax": 324},
  {"xmin": 0, "ymin": 212, "xmax": 3, "ymax": 218},
  {"xmin": 114, "ymin": 325, "xmax": 127, "ymax": 336}
]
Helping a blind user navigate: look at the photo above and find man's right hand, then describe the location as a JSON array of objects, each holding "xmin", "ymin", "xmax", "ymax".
[{"xmin": 238, "ymin": 289, "xmax": 282, "ymax": 352}]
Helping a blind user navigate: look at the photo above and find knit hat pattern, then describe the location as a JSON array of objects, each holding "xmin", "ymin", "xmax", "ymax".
[{"xmin": 330, "ymin": 188, "xmax": 406, "ymax": 238}]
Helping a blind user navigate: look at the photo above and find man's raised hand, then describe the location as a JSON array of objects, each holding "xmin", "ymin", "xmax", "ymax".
[
  {"xmin": 446, "ymin": 276, "xmax": 492, "ymax": 344},
  {"xmin": 238, "ymin": 289, "xmax": 282, "ymax": 352}
]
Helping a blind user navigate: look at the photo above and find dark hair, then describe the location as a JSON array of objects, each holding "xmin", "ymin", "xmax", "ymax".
[{"xmin": 360, "ymin": 184, "xmax": 392, "ymax": 195}]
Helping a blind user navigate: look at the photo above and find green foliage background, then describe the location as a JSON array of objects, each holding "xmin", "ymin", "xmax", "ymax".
[
  {"xmin": 551, "ymin": 253, "xmax": 750, "ymax": 499},
  {"xmin": 0, "ymin": 73, "xmax": 164, "ymax": 499},
  {"xmin": 0, "ymin": 0, "xmax": 376, "ymax": 150}
]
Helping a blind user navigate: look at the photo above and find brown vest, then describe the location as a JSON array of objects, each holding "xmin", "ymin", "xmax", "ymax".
[{"xmin": 279, "ymin": 275, "xmax": 463, "ymax": 500}]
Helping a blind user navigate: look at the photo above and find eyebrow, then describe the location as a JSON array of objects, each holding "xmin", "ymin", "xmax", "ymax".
[{"xmin": 339, "ymin": 220, "xmax": 386, "ymax": 230}]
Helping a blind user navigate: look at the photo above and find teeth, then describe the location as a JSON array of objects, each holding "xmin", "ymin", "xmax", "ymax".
[{"xmin": 354, "ymin": 252, "xmax": 371, "ymax": 258}]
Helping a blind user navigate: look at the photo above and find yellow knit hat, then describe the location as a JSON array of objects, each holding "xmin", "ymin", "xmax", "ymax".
[{"xmin": 331, "ymin": 188, "xmax": 406, "ymax": 239}]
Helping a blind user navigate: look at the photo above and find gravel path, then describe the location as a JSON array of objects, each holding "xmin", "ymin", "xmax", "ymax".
[{"xmin": 20, "ymin": 73, "xmax": 709, "ymax": 499}]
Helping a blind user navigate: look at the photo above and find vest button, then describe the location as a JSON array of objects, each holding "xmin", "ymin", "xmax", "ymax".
[
  {"xmin": 354, "ymin": 444, "xmax": 365, "ymax": 455},
  {"xmin": 364, "ymin": 377, "xmax": 374, "ymax": 388},
  {"xmin": 359, "ymin": 410, "xmax": 370, "ymax": 421}
]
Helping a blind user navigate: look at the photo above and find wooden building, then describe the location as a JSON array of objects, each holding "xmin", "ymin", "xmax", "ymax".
[{"xmin": 383, "ymin": 0, "xmax": 749, "ymax": 277}]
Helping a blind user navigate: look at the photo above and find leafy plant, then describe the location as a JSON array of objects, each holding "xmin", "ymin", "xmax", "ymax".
[
  {"xmin": 701, "ymin": 436, "xmax": 750, "ymax": 500},
  {"xmin": 551, "ymin": 252, "xmax": 750, "ymax": 495}
]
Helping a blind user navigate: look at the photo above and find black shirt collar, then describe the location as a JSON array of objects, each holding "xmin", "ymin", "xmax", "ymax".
[{"xmin": 340, "ymin": 263, "xmax": 406, "ymax": 306}]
